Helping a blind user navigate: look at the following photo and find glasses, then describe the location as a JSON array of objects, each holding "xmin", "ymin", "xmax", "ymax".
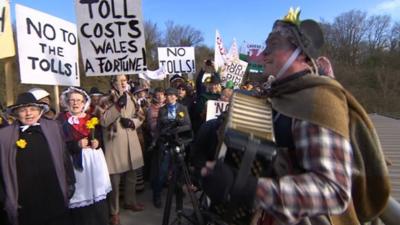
[
  {"xmin": 68, "ymin": 99, "xmax": 84, "ymax": 104},
  {"xmin": 263, "ymin": 40, "xmax": 296, "ymax": 56}
]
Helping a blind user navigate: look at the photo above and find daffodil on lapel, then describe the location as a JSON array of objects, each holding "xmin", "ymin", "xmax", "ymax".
[{"xmin": 16, "ymin": 139, "xmax": 27, "ymax": 149}]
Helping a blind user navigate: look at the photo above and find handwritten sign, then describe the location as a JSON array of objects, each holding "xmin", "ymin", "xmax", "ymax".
[
  {"xmin": 0, "ymin": 0, "xmax": 15, "ymax": 58},
  {"xmin": 206, "ymin": 100, "xmax": 229, "ymax": 121},
  {"xmin": 76, "ymin": 0, "xmax": 147, "ymax": 76},
  {"xmin": 158, "ymin": 47, "xmax": 195, "ymax": 75},
  {"xmin": 221, "ymin": 59, "xmax": 248, "ymax": 89},
  {"xmin": 16, "ymin": 4, "xmax": 79, "ymax": 86}
]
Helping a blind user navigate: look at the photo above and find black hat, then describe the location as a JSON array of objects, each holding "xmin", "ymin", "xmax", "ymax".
[
  {"xmin": 131, "ymin": 85, "xmax": 149, "ymax": 95},
  {"xmin": 165, "ymin": 87, "xmax": 179, "ymax": 96},
  {"xmin": 169, "ymin": 74, "xmax": 185, "ymax": 84},
  {"xmin": 8, "ymin": 92, "xmax": 49, "ymax": 115},
  {"xmin": 89, "ymin": 87, "xmax": 104, "ymax": 96},
  {"xmin": 271, "ymin": 8, "xmax": 324, "ymax": 59}
]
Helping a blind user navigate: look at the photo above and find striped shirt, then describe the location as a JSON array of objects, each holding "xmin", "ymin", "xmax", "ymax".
[{"xmin": 257, "ymin": 119, "xmax": 353, "ymax": 224}]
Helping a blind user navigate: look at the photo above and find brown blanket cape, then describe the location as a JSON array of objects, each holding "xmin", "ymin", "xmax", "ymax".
[{"xmin": 269, "ymin": 73, "xmax": 390, "ymax": 224}]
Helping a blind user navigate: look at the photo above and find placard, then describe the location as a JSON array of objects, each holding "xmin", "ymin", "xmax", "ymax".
[
  {"xmin": 221, "ymin": 59, "xmax": 248, "ymax": 89},
  {"xmin": 206, "ymin": 100, "xmax": 229, "ymax": 121},
  {"xmin": 16, "ymin": 4, "xmax": 80, "ymax": 86},
  {"xmin": 0, "ymin": 0, "xmax": 15, "ymax": 58},
  {"xmin": 76, "ymin": 0, "xmax": 147, "ymax": 76},
  {"xmin": 158, "ymin": 47, "xmax": 195, "ymax": 75}
]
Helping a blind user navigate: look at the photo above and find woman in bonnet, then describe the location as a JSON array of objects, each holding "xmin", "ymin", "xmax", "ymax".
[{"xmin": 57, "ymin": 87, "xmax": 111, "ymax": 225}]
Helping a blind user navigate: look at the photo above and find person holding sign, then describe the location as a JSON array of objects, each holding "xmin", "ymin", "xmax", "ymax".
[
  {"xmin": 196, "ymin": 75, "xmax": 221, "ymax": 122},
  {"xmin": 0, "ymin": 92, "xmax": 75, "ymax": 225},
  {"xmin": 192, "ymin": 60, "xmax": 221, "ymax": 133},
  {"xmin": 101, "ymin": 75, "xmax": 145, "ymax": 225}
]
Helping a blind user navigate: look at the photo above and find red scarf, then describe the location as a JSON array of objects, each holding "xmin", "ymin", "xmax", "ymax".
[{"xmin": 64, "ymin": 112, "xmax": 91, "ymax": 141}]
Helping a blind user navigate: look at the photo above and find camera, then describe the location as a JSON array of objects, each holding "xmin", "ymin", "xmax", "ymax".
[{"xmin": 159, "ymin": 119, "xmax": 193, "ymax": 148}]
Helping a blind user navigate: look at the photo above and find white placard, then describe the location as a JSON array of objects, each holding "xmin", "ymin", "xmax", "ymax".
[
  {"xmin": 214, "ymin": 30, "xmax": 227, "ymax": 71},
  {"xmin": 16, "ymin": 4, "xmax": 80, "ymax": 86},
  {"xmin": 76, "ymin": 0, "xmax": 147, "ymax": 76},
  {"xmin": 206, "ymin": 100, "xmax": 229, "ymax": 121},
  {"xmin": 221, "ymin": 59, "xmax": 248, "ymax": 89},
  {"xmin": 158, "ymin": 47, "xmax": 195, "ymax": 75}
]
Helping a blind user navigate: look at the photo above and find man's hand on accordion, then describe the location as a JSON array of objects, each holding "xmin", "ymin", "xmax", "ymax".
[{"xmin": 201, "ymin": 160, "xmax": 258, "ymax": 207}]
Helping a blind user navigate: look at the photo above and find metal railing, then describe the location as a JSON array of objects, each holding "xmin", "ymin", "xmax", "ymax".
[{"xmin": 380, "ymin": 196, "xmax": 400, "ymax": 225}]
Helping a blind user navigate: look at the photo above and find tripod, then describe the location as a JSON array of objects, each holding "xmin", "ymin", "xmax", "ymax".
[{"xmin": 161, "ymin": 144, "xmax": 205, "ymax": 225}]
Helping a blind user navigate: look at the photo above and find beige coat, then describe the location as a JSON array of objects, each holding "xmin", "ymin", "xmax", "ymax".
[{"xmin": 101, "ymin": 92, "xmax": 144, "ymax": 174}]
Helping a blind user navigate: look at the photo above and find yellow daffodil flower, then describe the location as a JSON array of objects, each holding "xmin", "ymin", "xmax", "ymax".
[
  {"xmin": 86, "ymin": 120, "xmax": 95, "ymax": 129},
  {"xmin": 16, "ymin": 139, "xmax": 27, "ymax": 149},
  {"xmin": 178, "ymin": 112, "xmax": 185, "ymax": 118},
  {"xmin": 90, "ymin": 117, "xmax": 99, "ymax": 126},
  {"xmin": 86, "ymin": 117, "xmax": 99, "ymax": 130}
]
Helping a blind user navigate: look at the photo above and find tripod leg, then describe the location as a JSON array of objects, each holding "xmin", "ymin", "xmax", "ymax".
[
  {"xmin": 175, "ymin": 182, "xmax": 184, "ymax": 211},
  {"xmin": 180, "ymin": 158, "xmax": 205, "ymax": 225},
  {"xmin": 162, "ymin": 171, "xmax": 176, "ymax": 225}
]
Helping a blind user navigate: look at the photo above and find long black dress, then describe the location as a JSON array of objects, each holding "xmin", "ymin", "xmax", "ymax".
[{"xmin": 16, "ymin": 125, "xmax": 70, "ymax": 225}]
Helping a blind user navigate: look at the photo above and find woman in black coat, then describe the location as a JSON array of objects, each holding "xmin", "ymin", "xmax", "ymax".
[{"xmin": 0, "ymin": 92, "xmax": 75, "ymax": 225}]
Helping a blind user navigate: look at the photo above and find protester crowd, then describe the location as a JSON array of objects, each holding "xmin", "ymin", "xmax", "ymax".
[
  {"xmin": 0, "ymin": 58, "xmax": 260, "ymax": 225},
  {"xmin": 0, "ymin": 7, "xmax": 391, "ymax": 225}
]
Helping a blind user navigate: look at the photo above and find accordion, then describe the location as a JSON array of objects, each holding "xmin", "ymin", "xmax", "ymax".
[{"xmin": 212, "ymin": 92, "xmax": 277, "ymax": 225}]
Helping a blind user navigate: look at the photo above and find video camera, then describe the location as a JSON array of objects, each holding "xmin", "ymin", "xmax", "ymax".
[{"xmin": 159, "ymin": 119, "xmax": 193, "ymax": 148}]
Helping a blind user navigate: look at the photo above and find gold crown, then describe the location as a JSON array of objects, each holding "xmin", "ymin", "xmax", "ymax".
[{"xmin": 282, "ymin": 7, "xmax": 301, "ymax": 26}]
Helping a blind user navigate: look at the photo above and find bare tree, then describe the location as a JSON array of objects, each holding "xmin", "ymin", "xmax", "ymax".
[
  {"xmin": 144, "ymin": 20, "xmax": 163, "ymax": 70},
  {"xmin": 331, "ymin": 10, "xmax": 368, "ymax": 65},
  {"xmin": 388, "ymin": 22, "xmax": 400, "ymax": 52},
  {"xmin": 319, "ymin": 20, "xmax": 336, "ymax": 58},
  {"xmin": 164, "ymin": 21, "xmax": 204, "ymax": 47},
  {"xmin": 366, "ymin": 15, "xmax": 391, "ymax": 51}
]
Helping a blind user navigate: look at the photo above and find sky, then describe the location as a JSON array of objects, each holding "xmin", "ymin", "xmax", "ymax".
[{"xmin": 8, "ymin": 0, "xmax": 400, "ymax": 49}]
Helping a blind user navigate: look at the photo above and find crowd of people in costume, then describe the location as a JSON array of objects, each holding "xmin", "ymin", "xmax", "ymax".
[
  {"xmin": 0, "ymin": 60, "xmax": 252, "ymax": 225},
  {"xmin": 0, "ymin": 7, "xmax": 391, "ymax": 225}
]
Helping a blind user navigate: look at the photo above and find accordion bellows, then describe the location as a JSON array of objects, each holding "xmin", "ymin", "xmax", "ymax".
[
  {"xmin": 211, "ymin": 92, "xmax": 276, "ymax": 225},
  {"xmin": 227, "ymin": 92, "xmax": 275, "ymax": 142}
]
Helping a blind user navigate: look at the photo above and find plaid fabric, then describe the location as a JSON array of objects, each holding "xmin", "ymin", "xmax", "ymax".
[{"xmin": 257, "ymin": 119, "xmax": 352, "ymax": 224}]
